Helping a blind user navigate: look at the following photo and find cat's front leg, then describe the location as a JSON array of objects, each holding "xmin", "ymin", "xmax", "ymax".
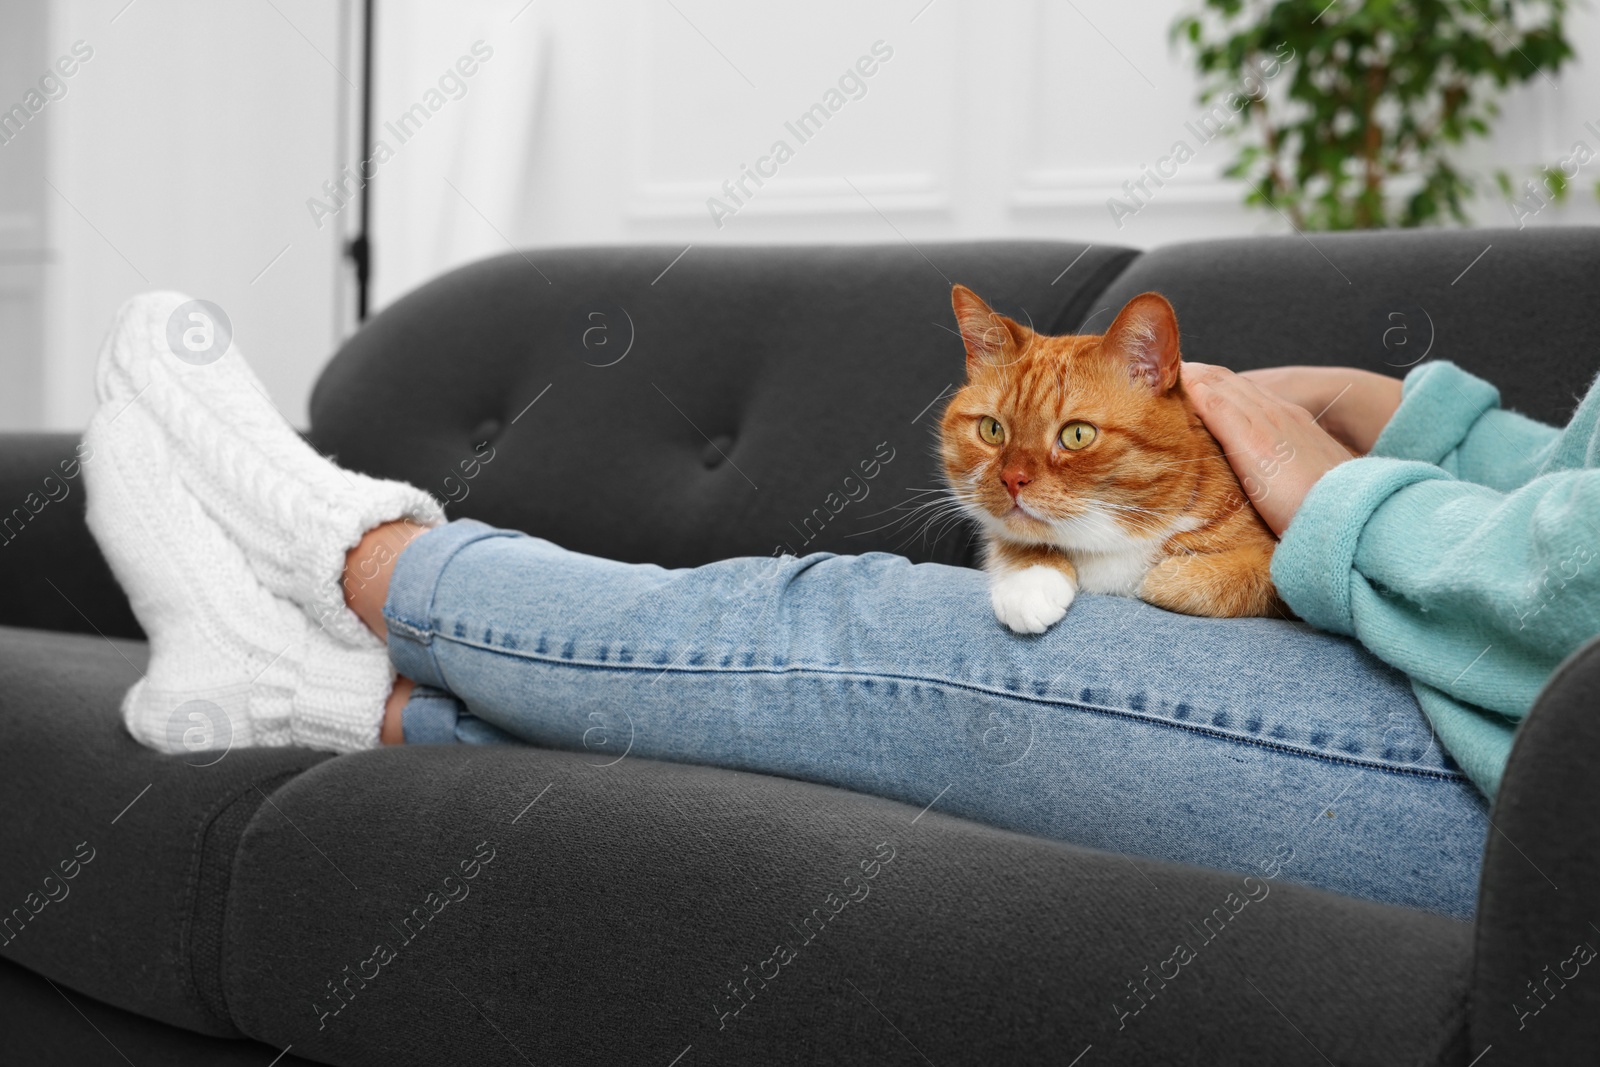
[
  {"xmin": 1139, "ymin": 543, "xmax": 1289, "ymax": 619},
  {"xmin": 986, "ymin": 543, "xmax": 1079, "ymax": 634}
]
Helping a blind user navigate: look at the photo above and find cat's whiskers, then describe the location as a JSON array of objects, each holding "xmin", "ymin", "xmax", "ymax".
[
  {"xmin": 867, "ymin": 497, "xmax": 965, "ymax": 539},
  {"xmin": 916, "ymin": 498, "xmax": 983, "ymax": 548},
  {"xmin": 846, "ymin": 486, "xmax": 950, "ymax": 526},
  {"xmin": 1087, "ymin": 499, "xmax": 1175, "ymax": 537},
  {"xmin": 1040, "ymin": 499, "xmax": 1175, "ymax": 548},
  {"xmin": 1091, "ymin": 500, "xmax": 1163, "ymax": 517},
  {"xmin": 859, "ymin": 482, "xmax": 986, "ymax": 550},
  {"xmin": 1094, "ymin": 514, "xmax": 1175, "ymax": 542}
]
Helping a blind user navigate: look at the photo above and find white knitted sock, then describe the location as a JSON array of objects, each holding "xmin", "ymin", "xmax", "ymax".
[
  {"xmin": 95, "ymin": 292, "xmax": 444, "ymax": 646},
  {"xmin": 84, "ymin": 398, "xmax": 395, "ymax": 754}
]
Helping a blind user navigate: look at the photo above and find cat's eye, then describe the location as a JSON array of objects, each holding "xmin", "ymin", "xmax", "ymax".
[
  {"xmin": 1059, "ymin": 421, "xmax": 1097, "ymax": 450},
  {"xmin": 978, "ymin": 416, "xmax": 1005, "ymax": 445}
]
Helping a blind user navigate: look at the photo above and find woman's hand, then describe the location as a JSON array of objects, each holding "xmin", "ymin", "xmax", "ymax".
[
  {"xmin": 1183, "ymin": 362, "xmax": 1356, "ymax": 537},
  {"xmin": 1235, "ymin": 365, "xmax": 1403, "ymax": 455}
]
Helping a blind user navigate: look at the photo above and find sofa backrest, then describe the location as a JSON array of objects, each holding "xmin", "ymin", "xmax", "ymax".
[
  {"xmin": 1096, "ymin": 228, "xmax": 1600, "ymax": 428},
  {"xmin": 309, "ymin": 242, "xmax": 1135, "ymax": 569},
  {"xmin": 311, "ymin": 229, "xmax": 1600, "ymax": 569}
]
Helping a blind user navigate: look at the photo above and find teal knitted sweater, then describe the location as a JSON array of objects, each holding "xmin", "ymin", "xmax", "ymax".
[{"xmin": 1271, "ymin": 360, "xmax": 1600, "ymax": 798}]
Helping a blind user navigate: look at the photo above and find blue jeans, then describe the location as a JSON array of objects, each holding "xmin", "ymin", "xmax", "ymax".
[{"xmin": 385, "ymin": 519, "xmax": 1488, "ymax": 919}]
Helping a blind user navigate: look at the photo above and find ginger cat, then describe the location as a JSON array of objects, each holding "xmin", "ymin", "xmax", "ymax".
[{"xmin": 939, "ymin": 285, "xmax": 1286, "ymax": 632}]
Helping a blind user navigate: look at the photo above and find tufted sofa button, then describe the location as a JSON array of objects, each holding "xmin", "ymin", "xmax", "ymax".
[
  {"xmin": 470, "ymin": 417, "xmax": 503, "ymax": 449},
  {"xmin": 700, "ymin": 433, "xmax": 733, "ymax": 469}
]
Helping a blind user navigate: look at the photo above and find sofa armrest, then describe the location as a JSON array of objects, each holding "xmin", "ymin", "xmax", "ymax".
[
  {"xmin": 0, "ymin": 432, "xmax": 140, "ymax": 638},
  {"xmin": 1472, "ymin": 634, "xmax": 1600, "ymax": 1061}
]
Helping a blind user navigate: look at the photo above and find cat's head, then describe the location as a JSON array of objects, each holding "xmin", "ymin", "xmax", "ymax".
[{"xmin": 939, "ymin": 285, "xmax": 1206, "ymax": 552}]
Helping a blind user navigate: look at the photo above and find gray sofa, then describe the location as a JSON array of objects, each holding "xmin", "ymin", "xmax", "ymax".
[{"xmin": 2, "ymin": 231, "xmax": 1597, "ymax": 1065}]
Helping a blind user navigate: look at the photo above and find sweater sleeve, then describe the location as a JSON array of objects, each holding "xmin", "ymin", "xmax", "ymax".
[
  {"xmin": 1273, "ymin": 457, "xmax": 1600, "ymax": 726},
  {"xmin": 1372, "ymin": 361, "xmax": 1561, "ymax": 490}
]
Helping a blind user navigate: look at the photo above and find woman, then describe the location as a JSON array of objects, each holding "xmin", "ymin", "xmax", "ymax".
[{"xmin": 84, "ymin": 293, "xmax": 1600, "ymax": 921}]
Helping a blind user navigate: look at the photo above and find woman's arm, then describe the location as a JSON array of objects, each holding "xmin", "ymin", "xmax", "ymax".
[
  {"xmin": 1236, "ymin": 365, "xmax": 1402, "ymax": 455},
  {"xmin": 1359, "ymin": 361, "xmax": 1563, "ymax": 491},
  {"xmin": 1183, "ymin": 360, "xmax": 1599, "ymax": 759},
  {"xmin": 1239, "ymin": 362, "xmax": 1564, "ymax": 490},
  {"xmin": 1273, "ymin": 461, "xmax": 1600, "ymax": 714}
]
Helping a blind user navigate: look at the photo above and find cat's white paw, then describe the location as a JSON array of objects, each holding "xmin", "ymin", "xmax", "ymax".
[{"xmin": 990, "ymin": 565, "xmax": 1077, "ymax": 634}]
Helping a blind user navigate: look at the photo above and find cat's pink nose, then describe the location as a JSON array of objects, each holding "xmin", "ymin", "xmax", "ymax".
[{"xmin": 1001, "ymin": 466, "xmax": 1032, "ymax": 498}]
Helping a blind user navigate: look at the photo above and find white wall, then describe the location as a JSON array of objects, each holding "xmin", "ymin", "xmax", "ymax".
[
  {"xmin": 8, "ymin": 0, "xmax": 1600, "ymax": 432},
  {"xmin": 374, "ymin": 0, "xmax": 1600, "ymax": 303},
  {"xmin": 18, "ymin": 0, "xmax": 355, "ymax": 432},
  {"xmin": 0, "ymin": 0, "xmax": 51, "ymax": 431}
]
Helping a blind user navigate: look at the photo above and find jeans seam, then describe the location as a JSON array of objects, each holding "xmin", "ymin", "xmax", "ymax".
[
  {"xmin": 381, "ymin": 520, "xmax": 525, "ymax": 640},
  {"xmin": 386, "ymin": 615, "xmax": 431, "ymax": 640},
  {"xmin": 426, "ymin": 632, "xmax": 1467, "ymax": 783}
]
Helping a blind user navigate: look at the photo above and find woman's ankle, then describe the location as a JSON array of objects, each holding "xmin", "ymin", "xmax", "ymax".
[
  {"xmin": 342, "ymin": 520, "xmax": 431, "ymax": 639},
  {"xmin": 381, "ymin": 675, "xmax": 416, "ymax": 745}
]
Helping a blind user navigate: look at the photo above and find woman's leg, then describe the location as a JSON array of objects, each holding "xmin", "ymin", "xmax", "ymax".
[
  {"xmin": 367, "ymin": 518, "xmax": 1488, "ymax": 919},
  {"xmin": 89, "ymin": 291, "xmax": 445, "ymax": 751},
  {"xmin": 95, "ymin": 291, "xmax": 1485, "ymax": 917},
  {"xmin": 340, "ymin": 520, "xmax": 428, "ymax": 744}
]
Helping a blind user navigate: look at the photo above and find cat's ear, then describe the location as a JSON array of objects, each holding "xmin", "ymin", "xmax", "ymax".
[
  {"xmin": 951, "ymin": 284, "xmax": 1028, "ymax": 369},
  {"xmin": 1102, "ymin": 292, "xmax": 1181, "ymax": 393}
]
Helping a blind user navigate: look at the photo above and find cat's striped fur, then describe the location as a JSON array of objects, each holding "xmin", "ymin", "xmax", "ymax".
[{"xmin": 939, "ymin": 285, "xmax": 1286, "ymax": 632}]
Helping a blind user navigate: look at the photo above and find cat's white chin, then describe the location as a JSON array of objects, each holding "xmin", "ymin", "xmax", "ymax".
[{"xmin": 990, "ymin": 565, "xmax": 1077, "ymax": 634}]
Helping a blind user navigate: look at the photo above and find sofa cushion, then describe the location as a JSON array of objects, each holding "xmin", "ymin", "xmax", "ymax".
[
  {"xmin": 0, "ymin": 956, "xmax": 322, "ymax": 1067},
  {"xmin": 0, "ymin": 618, "xmax": 1474, "ymax": 1066},
  {"xmin": 0, "ymin": 620, "xmax": 1476, "ymax": 1065},
  {"xmin": 1094, "ymin": 227, "xmax": 1600, "ymax": 427},
  {"xmin": 0, "ymin": 625, "xmax": 332, "ymax": 1035},
  {"xmin": 222, "ymin": 741, "xmax": 1472, "ymax": 1066},
  {"xmin": 309, "ymin": 242, "xmax": 1136, "ymax": 571},
  {"xmin": 0, "ymin": 432, "xmax": 140, "ymax": 639}
]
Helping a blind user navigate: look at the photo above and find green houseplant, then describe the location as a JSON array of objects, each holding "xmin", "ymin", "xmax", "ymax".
[{"xmin": 1172, "ymin": 0, "xmax": 1579, "ymax": 229}]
